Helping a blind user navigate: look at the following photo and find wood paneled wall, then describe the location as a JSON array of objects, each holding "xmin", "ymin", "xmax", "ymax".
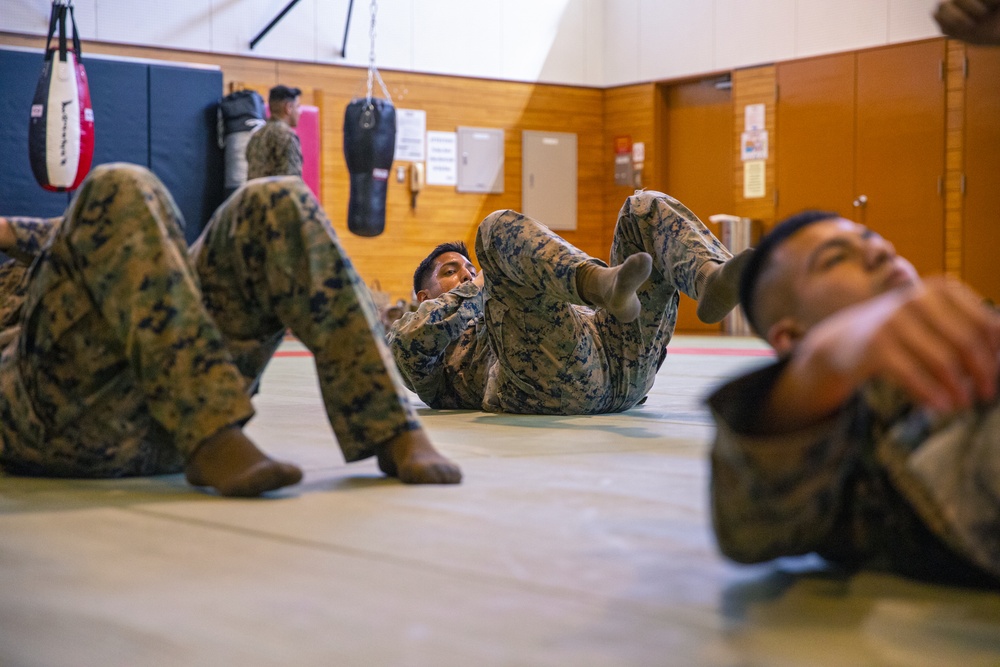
[
  {"xmin": 603, "ymin": 84, "xmax": 657, "ymax": 237},
  {"xmin": 944, "ymin": 40, "xmax": 966, "ymax": 280},
  {"xmin": 0, "ymin": 32, "xmax": 605, "ymax": 302},
  {"xmin": 731, "ymin": 66, "xmax": 777, "ymax": 233}
]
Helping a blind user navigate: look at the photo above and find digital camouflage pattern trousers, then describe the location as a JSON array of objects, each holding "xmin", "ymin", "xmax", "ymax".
[
  {"xmin": 0, "ymin": 163, "xmax": 418, "ymax": 477},
  {"xmin": 476, "ymin": 191, "xmax": 733, "ymax": 414}
]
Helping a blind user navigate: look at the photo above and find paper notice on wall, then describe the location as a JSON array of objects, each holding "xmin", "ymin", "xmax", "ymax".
[
  {"xmin": 395, "ymin": 109, "xmax": 427, "ymax": 162},
  {"xmin": 426, "ymin": 130, "xmax": 457, "ymax": 186},
  {"xmin": 743, "ymin": 160, "xmax": 766, "ymax": 199},
  {"xmin": 741, "ymin": 129, "xmax": 768, "ymax": 161},
  {"xmin": 744, "ymin": 103, "xmax": 765, "ymax": 131}
]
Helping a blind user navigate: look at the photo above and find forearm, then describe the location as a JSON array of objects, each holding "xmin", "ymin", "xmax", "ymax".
[
  {"xmin": 388, "ymin": 283, "xmax": 484, "ymax": 360},
  {"xmin": 761, "ymin": 346, "xmax": 857, "ymax": 432}
]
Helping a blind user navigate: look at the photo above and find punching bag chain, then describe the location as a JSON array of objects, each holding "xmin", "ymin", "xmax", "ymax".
[{"xmin": 364, "ymin": 0, "xmax": 391, "ymax": 127}]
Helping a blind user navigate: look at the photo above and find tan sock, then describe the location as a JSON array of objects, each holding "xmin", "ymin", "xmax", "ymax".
[
  {"xmin": 695, "ymin": 248, "xmax": 754, "ymax": 324},
  {"xmin": 576, "ymin": 253, "xmax": 652, "ymax": 323}
]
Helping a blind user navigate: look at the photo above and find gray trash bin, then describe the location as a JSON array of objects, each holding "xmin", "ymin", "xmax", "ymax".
[{"xmin": 709, "ymin": 214, "xmax": 755, "ymax": 336}]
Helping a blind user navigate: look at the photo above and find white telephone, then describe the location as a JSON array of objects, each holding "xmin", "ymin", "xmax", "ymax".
[{"xmin": 409, "ymin": 163, "xmax": 424, "ymax": 209}]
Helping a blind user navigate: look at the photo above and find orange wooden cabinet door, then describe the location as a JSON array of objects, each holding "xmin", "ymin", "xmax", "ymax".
[
  {"xmin": 659, "ymin": 78, "xmax": 734, "ymax": 333},
  {"xmin": 776, "ymin": 40, "xmax": 947, "ymax": 278},
  {"xmin": 776, "ymin": 52, "xmax": 856, "ymax": 221},
  {"xmin": 963, "ymin": 47, "xmax": 1000, "ymax": 304},
  {"xmin": 856, "ymin": 39, "xmax": 947, "ymax": 277}
]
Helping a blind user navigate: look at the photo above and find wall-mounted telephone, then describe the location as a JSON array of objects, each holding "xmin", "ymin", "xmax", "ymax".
[{"xmin": 409, "ymin": 162, "xmax": 424, "ymax": 210}]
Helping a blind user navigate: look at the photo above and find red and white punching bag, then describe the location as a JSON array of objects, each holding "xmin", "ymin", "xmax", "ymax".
[{"xmin": 29, "ymin": 1, "xmax": 94, "ymax": 192}]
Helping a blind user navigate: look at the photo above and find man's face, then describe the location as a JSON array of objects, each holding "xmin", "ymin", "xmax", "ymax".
[
  {"xmin": 286, "ymin": 97, "xmax": 302, "ymax": 127},
  {"xmin": 417, "ymin": 252, "xmax": 477, "ymax": 302},
  {"xmin": 770, "ymin": 218, "xmax": 921, "ymax": 335}
]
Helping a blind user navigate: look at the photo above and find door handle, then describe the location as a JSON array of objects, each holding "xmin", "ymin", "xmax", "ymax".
[{"xmin": 853, "ymin": 195, "xmax": 868, "ymax": 208}]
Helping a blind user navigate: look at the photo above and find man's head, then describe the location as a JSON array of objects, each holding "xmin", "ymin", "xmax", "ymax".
[
  {"xmin": 413, "ymin": 241, "xmax": 476, "ymax": 302},
  {"xmin": 740, "ymin": 211, "xmax": 920, "ymax": 355},
  {"xmin": 268, "ymin": 85, "xmax": 302, "ymax": 127}
]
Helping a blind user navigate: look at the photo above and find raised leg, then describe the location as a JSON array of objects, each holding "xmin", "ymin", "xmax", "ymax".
[
  {"xmin": 0, "ymin": 164, "xmax": 299, "ymax": 495},
  {"xmin": 192, "ymin": 177, "xmax": 460, "ymax": 483}
]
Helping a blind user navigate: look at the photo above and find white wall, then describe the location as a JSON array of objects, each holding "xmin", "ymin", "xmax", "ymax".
[
  {"xmin": 603, "ymin": 0, "xmax": 944, "ymax": 85},
  {"xmin": 2, "ymin": 0, "xmax": 944, "ymax": 87}
]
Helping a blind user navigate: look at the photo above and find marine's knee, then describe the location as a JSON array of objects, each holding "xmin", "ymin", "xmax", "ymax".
[
  {"xmin": 474, "ymin": 209, "xmax": 517, "ymax": 262},
  {"xmin": 85, "ymin": 162, "xmax": 163, "ymax": 196},
  {"xmin": 73, "ymin": 163, "xmax": 178, "ymax": 232},
  {"xmin": 476, "ymin": 209, "xmax": 522, "ymax": 247}
]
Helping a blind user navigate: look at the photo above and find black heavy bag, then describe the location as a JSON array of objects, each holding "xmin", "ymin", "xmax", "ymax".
[
  {"xmin": 217, "ymin": 89, "xmax": 266, "ymax": 193},
  {"xmin": 343, "ymin": 98, "xmax": 396, "ymax": 237},
  {"xmin": 29, "ymin": 1, "xmax": 94, "ymax": 192}
]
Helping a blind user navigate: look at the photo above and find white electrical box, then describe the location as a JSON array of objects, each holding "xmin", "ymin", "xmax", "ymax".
[
  {"xmin": 522, "ymin": 130, "xmax": 577, "ymax": 230},
  {"xmin": 457, "ymin": 127, "xmax": 504, "ymax": 193}
]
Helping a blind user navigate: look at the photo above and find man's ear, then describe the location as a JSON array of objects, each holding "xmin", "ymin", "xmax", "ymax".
[
  {"xmin": 415, "ymin": 289, "xmax": 431, "ymax": 303},
  {"xmin": 766, "ymin": 317, "xmax": 805, "ymax": 357}
]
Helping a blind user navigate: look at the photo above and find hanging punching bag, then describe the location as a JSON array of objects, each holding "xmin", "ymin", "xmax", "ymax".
[
  {"xmin": 343, "ymin": 98, "xmax": 395, "ymax": 237},
  {"xmin": 217, "ymin": 89, "xmax": 266, "ymax": 197},
  {"xmin": 29, "ymin": 1, "xmax": 94, "ymax": 192}
]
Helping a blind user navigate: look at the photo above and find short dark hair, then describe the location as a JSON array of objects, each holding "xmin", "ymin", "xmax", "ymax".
[
  {"xmin": 413, "ymin": 241, "xmax": 470, "ymax": 295},
  {"xmin": 739, "ymin": 210, "xmax": 839, "ymax": 336},
  {"xmin": 268, "ymin": 85, "xmax": 301, "ymax": 105}
]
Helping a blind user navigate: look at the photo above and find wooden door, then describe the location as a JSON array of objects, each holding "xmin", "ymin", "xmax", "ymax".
[
  {"xmin": 776, "ymin": 52, "xmax": 856, "ymax": 220},
  {"xmin": 855, "ymin": 40, "xmax": 947, "ymax": 276},
  {"xmin": 660, "ymin": 78, "xmax": 734, "ymax": 333},
  {"xmin": 963, "ymin": 47, "xmax": 1000, "ymax": 303}
]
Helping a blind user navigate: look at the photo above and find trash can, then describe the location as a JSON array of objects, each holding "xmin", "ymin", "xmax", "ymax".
[{"xmin": 708, "ymin": 214, "xmax": 757, "ymax": 337}]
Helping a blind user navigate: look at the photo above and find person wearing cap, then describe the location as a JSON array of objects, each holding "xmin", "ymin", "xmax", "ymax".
[
  {"xmin": 708, "ymin": 210, "xmax": 1000, "ymax": 587},
  {"xmin": 246, "ymin": 84, "xmax": 304, "ymax": 180}
]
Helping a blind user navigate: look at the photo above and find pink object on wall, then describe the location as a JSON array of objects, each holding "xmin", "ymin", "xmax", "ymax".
[{"xmin": 294, "ymin": 104, "xmax": 321, "ymax": 199}]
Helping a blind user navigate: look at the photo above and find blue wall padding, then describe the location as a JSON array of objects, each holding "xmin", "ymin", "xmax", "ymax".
[
  {"xmin": 0, "ymin": 47, "xmax": 223, "ymax": 242},
  {"xmin": 149, "ymin": 64, "xmax": 225, "ymax": 244},
  {"xmin": 86, "ymin": 57, "xmax": 150, "ymax": 170}
]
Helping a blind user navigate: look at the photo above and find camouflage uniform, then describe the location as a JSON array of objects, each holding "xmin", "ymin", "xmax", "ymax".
[
  {"xmin": 389, "ymin": 191, "xmax": 733, "ymax": 414},
  {"xmin": 191, "ymin": 175, "xmax": 420, "ymax": 461},
  {"xmin": 0, "ymin": 163, "xmax": 253, "ymax": 477},
  {"xmin": 0, "ymin": 163, "xmax": 419, "ymax": 478},
  {"xmin": 0, "ymin": 217, "xmax": 54, "ymax": 351},
  {"xmin": 709, "ymin": 363, "xmax": 1000, "ymax": 586},
  {"xmin": 245, "ymin": 117, "xmax": 303, "ymax": 180}
]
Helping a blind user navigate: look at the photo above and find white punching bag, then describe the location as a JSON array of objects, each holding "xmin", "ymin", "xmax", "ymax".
[{"xmin": 29, "ymin": 0, "xmax": 95, "ymax": 192}]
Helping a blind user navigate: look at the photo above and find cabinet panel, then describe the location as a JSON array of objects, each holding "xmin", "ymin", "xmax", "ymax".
[
  {"xmin": 963, "ymin": 47, "xmax": 1000, "ymax": 303},
  {"xmin": 776, "ymin": 52, "xmax": 856, "ymax": 220},
  {"xmin": 856, "ymin": 39, "xmax": 946, "ymax": 276},
  {"xmin": 775, "ymin": 40, "xmax": 946, "ymax": 277},
  {"xmin": 660, "ymin": 78, "xmax": 733, "ymax": 333}
]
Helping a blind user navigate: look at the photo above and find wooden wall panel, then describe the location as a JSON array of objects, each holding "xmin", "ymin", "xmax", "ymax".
[
  {"xmin": 603, "ymin": 83, "xmax": 657, "ymax": 249},
  {"xmin": 945, "ymin": 39, "xmax": 966, "ymax": 281},
  {"xmin": 731, "ymin": 67, "xmax": 777, "ymax": 232}
]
